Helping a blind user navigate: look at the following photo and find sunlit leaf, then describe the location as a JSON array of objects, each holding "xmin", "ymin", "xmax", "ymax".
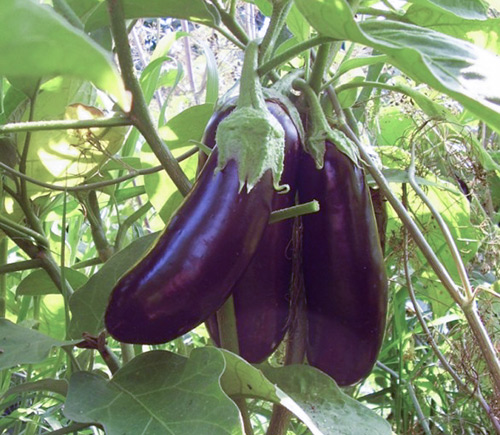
[{"xmin": 0, "ymin": 0, "xmax": 129, "ymax": 110}]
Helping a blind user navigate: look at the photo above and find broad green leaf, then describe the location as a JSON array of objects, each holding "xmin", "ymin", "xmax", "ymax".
[
  {"xmin": 64, "ymin": 349, "xmax": 243, "ymax": 435},
  {"xmin": 0, "ymin": 318, "xmax": 78, "ymax": 370},
  {"xmin": 68, "ymin": 232, "xmax": 159, "ymax": 339},
  {"xmin": 407, "ymin": 0, "xmax": 488, "ymax": 20},
  {"xmin": 158, "ymin": 103, "xmax": 215, "ymax": 150},
  {"xmin": 16, "ymin": 268, "xmax": 87, "ymax": 296},
  {"xmin": 376, "ymin": 107, "xmax": 416, "ymax": 145},
  {"xmin": 17, "ymin": 78, "xmax": 128, "ymax": 195},
  {"xmin": 85, "ymin": 0, "xmax": 221, "ymax": 32},
  {"xmin": 260, "ymin": 364, "xmax": 392, "ymax": 435},
  {"xmin": 294, "ymin": 0, "xmax": 500, "ymax": 132},
  {"xmin": 0, "ymin": 0, "xmax": 129, "ymax": 110},
  {"xmin": 142, "ymin": 103, "xmax": 213, "ymax": 223},
  {"xmin": 405, "ymin": 6, "xmax": 500, "ymax": 54},
  {"xmin": 219, "ymin": 350, "xmax": 391, "ymax": 435},
  {"xmin": 287, "ymin": 4, "xmax": 311, "ymax": 42}
]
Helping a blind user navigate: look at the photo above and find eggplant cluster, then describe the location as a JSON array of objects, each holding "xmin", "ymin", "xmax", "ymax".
[{"xmin": 105, "ymin": 96, "xmax": 387, "ymax": 387}]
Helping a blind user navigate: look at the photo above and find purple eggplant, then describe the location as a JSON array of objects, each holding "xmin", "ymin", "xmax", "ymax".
[
  {"xmin": 105, "ymin": 149, "xmax": 274, "ymax": 344},
  {"xmin": 205, "ymin": 100, "xmax": 300, "ymax": 362},
  {"xmin": 299, "ymin": 142, "xmax": 388, "ymax": 386}
]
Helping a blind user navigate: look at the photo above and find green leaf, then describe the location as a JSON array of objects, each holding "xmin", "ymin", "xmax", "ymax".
[
  {"xmin": 260, "ymin": 364, "xmax": 392, "ymax": 435},
  {"xmin": 143, "ymin": 103, "xmax": 213, "ymax": 222},
  {"xmin": 405, "ymin": 6, "xmax": 500, "ymax": 53},
  {"xmin": 218, "ymin": 350, "xmax": 390, "ymax": 435},
  {"xmin": 407, "ymin": 0, "xmax": 488, "ymax": 20},
  {"xmin": 85, "ymin": 0, "xmax": 221, "ymax": 32},
  {"xmin": 64, "ymin": 349, "xmax": 243, "ymax": 435},
  {"xmin": 0, "ymin": 319, "xmax": 78, "ymax": 370},
  {"xmin": 16, "ymin": 268, "xmax": 87, "ymax": 296},
  {"xmin": 16, "ymin": 78, "xmax": 128, "ymax": 196},
  {"xmin": 336, "ymin": 55, "xmax": 388, "ymax": 78},
  {"xmin": 294, "ymin": 0, "xmax": 500, "ymax": 132},
  {"xmin": 338, "ymin": 76, "xmax": 364, "ymax": 108},
  {"xmin": 68, "ymin": 232, "xmax": 159, "ymax": 339},
  {"xmin": 0, "ymin": 0, "xmax": 129, "ymax": 110}
]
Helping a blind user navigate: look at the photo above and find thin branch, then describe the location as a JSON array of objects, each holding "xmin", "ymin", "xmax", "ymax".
[
  {"xmin": 0, "ymin": 116, "xmax": 131, "ymax": 134},
  {"xmin": 107, "ymin": 0, "xmax": 192, "ymax": 196},
  {"xmin": 0, "ymin": 147, "xmax": 198, "ymax": 192}
]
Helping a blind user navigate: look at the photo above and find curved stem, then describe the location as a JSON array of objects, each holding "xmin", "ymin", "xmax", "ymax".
[
  {"xmin": 107, "ymin": 0, "xmax": 191, "ymax": 196},
  {"xmin": 258, "ymin": 36, "xmax": 334, "ymax": 76},
  {"xmin": 259, "ymin": 0, "xmax": 292, "ymax": 64},
  {"xmin": 403, "ymin": 227, "xmax": 500, "ymax": 433},
  {"xmin": 308, "ymin": 43, "xmax": 332, "ymax": 94},
  {"xmin": 0, "ymin": 147, "xmax": 198, "ymax": 193},
  {"xmin": 0, "ymin": 115, "xmax": 131, "ymax": 134},
  {"xmin": 210, "ymin": 0, "xmax": 249, "ymax": 46},
  {"xmin": 114, "ymin": 202, "xmax": 153, "ymax": 251}
]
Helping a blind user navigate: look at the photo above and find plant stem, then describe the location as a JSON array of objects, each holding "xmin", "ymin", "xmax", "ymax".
[
  {"xmin": 402, "ymin": 227, "xmax": 500, "ymax": 433},
  {"xmin": 0, "ymin": 237, "xmax": 7, "ymax": 317},
  {"xmin": 181, "ymin": 22, "xmax": 199, "ymax": 105},
  {"xmin": 266, "ymin": 218, "xmax": 306, "ymax": 435},
  {"xmin": 0, "ymin": 258, "xmax": 43, "ymax": 275},
  {"xmin": 259, "ymin": 0, "xmax": 292, "ymax": 64},
  {"xmin": 309, "ymin": 43, "xmax": 332, "ymax": 94},
  {"xmin": 84, "ymin": 191, "xmax": 114, "ymax": 262},
  {"xmin": 114, "ymin": 202, "xmax": 153, "ymax": 251},
  {"xmin": 0, "ymin": 115, "xmax": 131, "ymax": 134},
  {"xmin": 0, "ymin": 147, "xmax": 198, "ymax": 193},
  {"xmin": 269, "ymin": 200, "xmax": 319, "ymax": 224},
  {"xmin": 258, "ymin": 36, "xmax": 334, "ymax": 76},
  {"xmin": 107, "ymin": 0, "xmax": 191, "ymax": 196},
  {"xmin": 210, "ymin": 0, "xmax": 249, "ymax": 46}
]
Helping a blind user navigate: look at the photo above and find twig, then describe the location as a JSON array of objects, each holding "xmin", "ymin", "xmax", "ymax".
[{"xmin": 107, "ymin": 0, "xmax": 192, "ymax": 196}]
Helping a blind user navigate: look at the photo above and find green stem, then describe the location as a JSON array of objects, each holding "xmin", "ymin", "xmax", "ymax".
[
  {"xmin": 0, "ymin": 147, "xmax": 197, "ymax": 193},
  {"xmin": 84, "ymin": 191, "xmax": 114, "ymax": 262},
  {"xmin": 210, "ymin": 0, "xmax": 249, "ymax": 46},
  {"xmin": 308, "ymin": 43, "xmax": 332, "ymax": 94},
  {"xmin": 0, "ymin": 258, "xmax": 43, "ymax": 275},
  {"xmin": 237, "ymin": 40, "xmax": 266, "ymax": 110},
  {"xmin": 107, "ymin": 0, "xmax": 191, "ymax": 196},
  {"xmin": 269, "ymin": 200, "xmax": 319, "ymax": 224},
  {"xmin": 121, "ymin": 343, "xmax": 135, "ymax": 364},
  {"xmin": 0, "ymin": 115, "xmax": 130, "ymax": 134},
  {"xmin": 0, "ymin": 237, "xmax": 7, "ymax": 317},
  {"xmin": 258, "ymin": 36, "xmax": 334, "ymax": 76},
  {"xmin": 71, "ymin": 257, "xmax": 102, "ymax": 270},
  {"xmin": 44, "ymin": 423, "xmax": 98, "ymax": 435},
  {"xmin": 267, "ymin": 218, "xmax": 306, "ymax": 435},
  {"xmin": 114, "ymin": 202, "xmax": 153, "ymax": 251},
  {"xmin": 259, "ymin": 0, "xmax": 292, "ymax": 64},
  {"xmin": 0, "ymin": 214, "xmax": 49, "ymax": 249},
  {"xmin": 216, "ymin": 296, "xmax": 240, "ymax": 354}
]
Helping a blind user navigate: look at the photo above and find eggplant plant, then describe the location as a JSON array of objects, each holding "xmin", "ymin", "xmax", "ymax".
[{"xmin": 1, "ymin": 1, "xmax": 499, "ymax": 435}]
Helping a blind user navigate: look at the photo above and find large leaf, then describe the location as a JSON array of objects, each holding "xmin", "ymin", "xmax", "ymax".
[
  {"xmin": 405, "ymin": 6, "xmax": 500, "ymax": 53},
  {"xmin": 407, "ymin": 0, "xmax": 488, "ymax": 20},
  {"xmin": 220, "ymin": 350, "xmax": 391, "ymax": 435},
  {"xmin": 0, "ymin": 0, "xmax": 129, "ymax": 110},
  {"xmin": 294, "ymin": 0, "xmax": 500, "ymax": 132},
  {"xmin": 64, "ymin": 348, "xmax": 391, "ymax": 435},
  {"xmin": 68, "ymin": 232, "xmax": 159, "ymax": 339},
  {"xmin": 16, "ymin": 268, "xmax": 87, "ymax": 296},
  {"xmin": 64, "ymin": 349, "xmax": 243, "ymax": 435},
  {"xmin": 143, "ymin": 103, "xmax": 214, "ymax": 223},
  {"xmin": 16, "ymin": 78, "xmax": 128, "ymax": 195},
  {"xmin": 85, "ymin": 0, "xmax": 220, "ymax": 32},
  {"xmin": 0, "ymin": 319, "xmax": 78, "ymax": 370}
]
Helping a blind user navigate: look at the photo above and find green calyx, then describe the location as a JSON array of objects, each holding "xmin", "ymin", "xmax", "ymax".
[
  {"xmin": 215, "ymin": 40, "xmax": 285, "ymax": 192},
  {"xmin": 293, "ymin": 79, "xmax": 359, "ymax": 169}
]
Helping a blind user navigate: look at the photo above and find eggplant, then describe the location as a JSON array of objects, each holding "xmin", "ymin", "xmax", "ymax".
[
  {"xmin": 299, "ymin": 142, "xmax": 388, "ymax": 386},
  {"xmin": 105, "ymin": 149, "xmax": 274, "ymax": 344},
  {"xmin": 205, "ymin": 100, "xmax": 300, "ymax": 362}
]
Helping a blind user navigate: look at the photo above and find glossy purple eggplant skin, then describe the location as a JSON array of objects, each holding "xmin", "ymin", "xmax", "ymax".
[
  {"xmin": 105, "ymin": 149, "xmax": 273, "ymax": 344},
  {"xmin": 299, "ymin": 142, "xmax": 388, "ymax": 386},
  {"xmin": 205, "ymin": 101, "xmax": 300, "ymax": 363}
]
